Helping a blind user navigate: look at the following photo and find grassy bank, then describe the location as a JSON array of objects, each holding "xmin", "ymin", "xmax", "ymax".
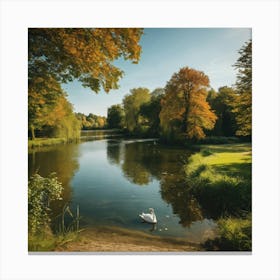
[
  {"xmin": 28, "ymin": 138, "xmax": 68, "ymax": 148},
  {"xmin": 185, "ymin": 143, "xmax": 251, "ymax": 217},
  {"xmin": 184, "ymin": 143, "xmax": 252, "ymax": 251}
]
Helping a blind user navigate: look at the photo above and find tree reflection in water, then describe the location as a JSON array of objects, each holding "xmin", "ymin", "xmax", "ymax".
[
  {"xmin": 121, "ymin": 142, "xmax": 152, "ymax": 185},
  {"xmin": 106, "ymin": 140, "xmax": 122, "ymax": 166},
  {"xmin": 28, "ymin": 144, "xmax": 80, "ymax": 219},
  {"xmin": 106, "ymin": 139, "xmax": 204, "ymax": 227},
  {"xmin": 160, "ymin": 175, "xmax": 203, "ymax": 227}
]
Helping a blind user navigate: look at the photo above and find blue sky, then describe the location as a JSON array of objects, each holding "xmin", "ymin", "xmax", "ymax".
[{"xmin": 62, "ymin": 28, "xmax": 251, "ymax": 117}]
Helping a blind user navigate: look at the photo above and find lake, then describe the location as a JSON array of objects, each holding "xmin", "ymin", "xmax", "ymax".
[{"xmin": 28, "ymin": 130, "xmax": 217, "ymax": 243}]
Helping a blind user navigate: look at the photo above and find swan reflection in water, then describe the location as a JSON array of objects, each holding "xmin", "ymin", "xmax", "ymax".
[{"xmin": 149, "ymin": 223, "xmax": 157, "ymax": 232}]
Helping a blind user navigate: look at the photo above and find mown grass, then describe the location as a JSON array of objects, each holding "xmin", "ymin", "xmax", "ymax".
[{"xmin": 187, "ymin": 143, "xmax": 251, "ymax": 180}]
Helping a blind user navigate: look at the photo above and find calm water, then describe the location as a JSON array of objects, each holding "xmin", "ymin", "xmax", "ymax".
[{"xmin": 28, "ymin": 130, "xmax": 217, "ymax": 243}]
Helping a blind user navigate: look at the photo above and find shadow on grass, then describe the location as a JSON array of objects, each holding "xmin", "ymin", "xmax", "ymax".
[
  {"xmin": 212, "ymin": 162, "xmax": 252, "ymax": 180},
  {"xmin": 200, "ymin": 143, "xmax": 251, "ymax": 154}
]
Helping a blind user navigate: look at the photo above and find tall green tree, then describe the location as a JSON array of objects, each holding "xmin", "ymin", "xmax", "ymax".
[
  {"xmin": 207, "ymin": 87, "xmax": 237, "ymax": 137},
  {"xmin": 233, "ymin": 40, "xmax": 252, "ymax": 136},
  {"xmin": 107, "ymin": 104, "xmax": 125, "ymax": 129},
  {"xmin": 160, "ymin": 67, "xmax": 217, "ymax": 141},
  {"xmin": 139, "ymin": 88, "xmax": 164, "ymax": 136},
  {"xmin": 123, "ymin": 88, "xmax": 151, "ymax": 133}
]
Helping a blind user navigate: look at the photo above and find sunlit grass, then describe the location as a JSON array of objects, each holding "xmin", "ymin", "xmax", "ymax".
[
  {"xmin": 28, "ymin": 138, "xmax": 68, "ymax": 148},
  {"xmin": 186, "ymin": 143, "xmax": 252, "ymax": 180},
  {"xmin": 202, "ymin": 152, "xmax": 251, "ymax": 165}
]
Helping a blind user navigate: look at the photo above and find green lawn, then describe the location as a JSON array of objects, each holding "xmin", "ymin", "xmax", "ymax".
[{"xmin": 187, "ymin": 143, "xmax": 252, "ymax": 180}]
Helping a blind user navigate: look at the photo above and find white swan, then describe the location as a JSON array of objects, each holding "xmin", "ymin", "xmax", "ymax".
[{"xmin": 139, "ymin": 208, "xmax": 157, "ymax": 224}]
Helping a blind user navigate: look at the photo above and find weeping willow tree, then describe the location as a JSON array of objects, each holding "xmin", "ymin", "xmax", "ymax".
[{"xmin": 52, "ymin": 95, "xmax": 81, "ymax": 141}]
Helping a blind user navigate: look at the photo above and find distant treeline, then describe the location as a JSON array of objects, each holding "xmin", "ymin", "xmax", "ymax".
[{"xmin": 75, "ymin": 113, "xmax": 107, "ymax": 130}]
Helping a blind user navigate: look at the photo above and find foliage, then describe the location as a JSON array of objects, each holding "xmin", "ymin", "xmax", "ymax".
[
  {"xmin": 51, "ymin": 95, "xmax": 81, "ymax": 140},
  {"xmin": 107, "ymin": 104, "xmax": 125, "ymax": 129},
  {"xmin": 160, "ymin": 67, "xmax": 217, "ymax": 141},
  {"xmin": 207, "ymin": 87, "xmax": 237, "ymax": 137},
  {"xmin": 139, "ymin": 88, "xmax": 164, "ymax": 136},
  {"xmin": 233, "ymin": 40, "xmax": 252, "ymax": 136},
  {"xmin": 28, "ymin": 77, "xmax": 64, "ymax": 138},
  {"xmin": 123, "ymin": 88, "xmax": 151, "ymax": 133},
  {"xmin": 232, "ymin": 92, "xmax": 252, "ymax": 137},
  {"xmin": 29, "ymin": 28, "xmax": 143, "ymax": 93},
  {"xmin": 28, "ymin": 173, "xmax": 63, "ymax": 235},
  {"xmin": 28, "ymin": 84, "xmax": 81, "ymax": 141},
  {"xmin": 28, "ymin": 28, "xmax": 143, "ymax": 139},
  {"xmin": 203, "ymin": 216, "xmax": 252, "ymax": 251},
  {"xmin": 76, "ymin": 112, "xmax": 107, "ymax": 130}
]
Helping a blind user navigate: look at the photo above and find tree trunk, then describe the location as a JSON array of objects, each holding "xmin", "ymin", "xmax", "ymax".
[{"xmin": 31, "ymin": 125, "xmax": 35, "ymax": 140}]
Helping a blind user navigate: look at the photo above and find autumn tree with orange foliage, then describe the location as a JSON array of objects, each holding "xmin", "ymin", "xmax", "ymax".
[
  {"xmin": 160, "ymin": 67, "xmax": 217, "ymax": 141},
  {"xmin": 28, "ymin": 28, "xmax": 143, "ymax": 139}
]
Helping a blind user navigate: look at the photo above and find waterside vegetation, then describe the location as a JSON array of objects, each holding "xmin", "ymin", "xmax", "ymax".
[{"xmin": 184, "ymin": 143, "xmax": 251, "ymax": 250}]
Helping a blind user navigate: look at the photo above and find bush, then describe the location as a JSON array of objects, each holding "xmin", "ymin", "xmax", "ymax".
[
  {"xmin": 28, "ymin": 173, "xmax": 63, "ymax": 235},
  {"xmin": 201, "ymin": 149, "xmax": 213, "ymax": 156},
  {"xmin": 203, "ymin": 216, "xmax": 252, "ymax": 251}
]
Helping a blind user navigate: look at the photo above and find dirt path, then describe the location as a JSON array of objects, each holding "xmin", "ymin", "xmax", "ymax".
[{"xmin": 55, "ymin": 226, "xmax": 201, "ymax": 252}]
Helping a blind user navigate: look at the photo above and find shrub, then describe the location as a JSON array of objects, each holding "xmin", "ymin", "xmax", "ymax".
[
  {"xmin": 201, "ymin": 149, "xmax": 213, "ymax": 156},
  {"xmin": 203, "ymin": 216, "xmax": 252, "ymax": 251},
  {"xmin": 28, "ymin": 173, "xmax": 63, "ymax": 235}
]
